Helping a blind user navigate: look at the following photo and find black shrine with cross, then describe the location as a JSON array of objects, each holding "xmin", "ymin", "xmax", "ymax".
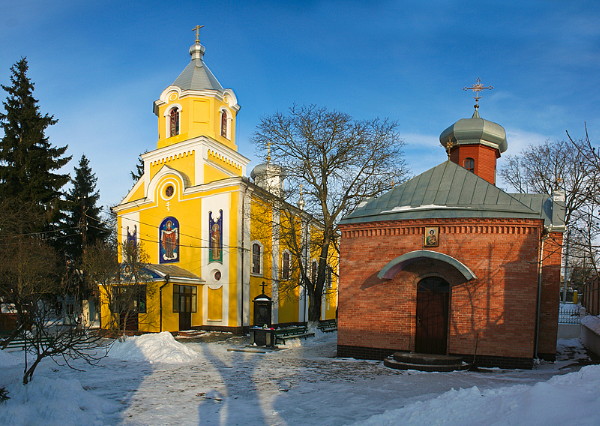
[{"xmin": 253, "ymin": 281, "xmax": 272, "ymax": 327}]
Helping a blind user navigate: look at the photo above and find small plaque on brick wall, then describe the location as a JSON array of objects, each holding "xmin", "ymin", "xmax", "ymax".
[{"xmin": 424, "ymin": 227, "xmax": 439, "ymax": 247}]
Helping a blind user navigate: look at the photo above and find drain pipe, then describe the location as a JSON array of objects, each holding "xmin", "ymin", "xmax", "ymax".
[
  {"xmin": 534, "ymin": 231, "xmax": 547, "ymax": 359},
  {"xmin": 241, "ymin": 186, "xmax": 248, "ymax": 332},
  {"xmin": 159, "ymin": 274, "xmax": 170, "ymax": 332}
]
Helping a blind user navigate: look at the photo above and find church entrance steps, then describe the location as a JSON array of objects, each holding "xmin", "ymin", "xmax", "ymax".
[
  {"xmin": 176, "ymin": 330, "xmax": 206, "ymax": 338},
  {"xmin": 384, "ymin": 352, "xmax": 468, "ymax": 372}
]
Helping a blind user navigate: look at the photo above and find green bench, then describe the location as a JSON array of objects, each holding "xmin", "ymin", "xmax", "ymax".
[
  {"xmin": 317, "ymin": 319, "xmax": 337, "ymax": 333},
  {"xmin": 2, "ymin": 336, "xmax": 55, "ymax": 350},
  {"xmin": 273, "ymin": 326, "xmax": 315, "ymax": 345}
]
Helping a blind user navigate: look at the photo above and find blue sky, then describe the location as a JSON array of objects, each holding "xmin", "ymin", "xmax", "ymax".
[{"xmin": 2, "ymin": 0, "xmax": 600, "ymax": 207}]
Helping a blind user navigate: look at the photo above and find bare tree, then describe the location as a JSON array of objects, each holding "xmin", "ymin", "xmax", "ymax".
[
  {"xmin": 19, "ymin": 300, "xmax": 106, "ymax": 384},
  {"xmin": 97, "ymin": 240, "xmax": 153, "ymax": 336},
  {"xmin": 0, "ymin": 199, "xmax": 107, "ymax": 384},
  {"xmin": 565, "ymin": 129, "xmax": 600, "ymax": 303},
  {"xmin": 253, "ymin": 105, "xmax": 408, "ymax": 322},
  {"xmin": 499, "ymin": 139, "xmax": 591, "ymax": 226}
]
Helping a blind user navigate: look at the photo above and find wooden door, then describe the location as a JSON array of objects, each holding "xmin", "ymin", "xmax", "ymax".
[
  {"xmin": 415, "ymin": 277, "xmax": 449, "ymax": 354},
  {"xmin": 178, "ymin": 292, "xmax": 192, "ymax": 331}
]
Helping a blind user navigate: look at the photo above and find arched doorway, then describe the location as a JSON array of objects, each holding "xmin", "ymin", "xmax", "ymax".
[{"xmin": 415, "ymin": 277, "xmax": 450, "ymax": 354}]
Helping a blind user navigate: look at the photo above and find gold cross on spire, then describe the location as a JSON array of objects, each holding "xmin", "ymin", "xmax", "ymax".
[
  {"xmin": 266, "ymin": 140, "xmax": 272, "ymax": 163},
  {"xmin": 463, "ymin": 78, "xmax": 493, "ymax": 109},
  {"xmin": 445, "ymin": 137, "xmax": 456, "ymax": 159},
  {"xmin": 192, "ymin": 25, "xmax": 205, "ymax": 43}
]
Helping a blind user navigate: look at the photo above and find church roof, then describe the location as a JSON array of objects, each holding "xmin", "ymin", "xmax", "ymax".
[
  {"xmin": 171, "ymin": 42, "xmax": 224, "ymax": 92},
  {"xmin": 341, "ymin": 161, "xmax": 560, "ymax": 225},
  {"xmin": 439, "ymin": 110, "xmax": 508, "ymax": 153},
  {"xmin": 144, "ymin": 264, "xmax": 205, "ymax": 284}
]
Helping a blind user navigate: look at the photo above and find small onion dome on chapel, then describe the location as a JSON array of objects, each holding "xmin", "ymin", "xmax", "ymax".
[
  {"xmin": 171, "ymin": 29, "xmax": 224, "ymax": 92},
  {"xmin": 251, "ymin": 143, "xmax": 286, "ymax": 197},
  {"xmin": 439, "ymin": 109, "xmax": 508, "ymax": 154},
  {"xmin": 250, "ymin": 162, "xmax": 286, "ymax": 197},
  {"xmin": 440, "ymin": 78, "xmax": 507, "ymax": 154}
]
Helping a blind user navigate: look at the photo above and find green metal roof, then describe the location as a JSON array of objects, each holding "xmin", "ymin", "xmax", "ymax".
[
  {"xmin": 378, "ymin": 250, "xmax": 477, "ymax": 280},
  {"xmin": 439, "ymin": 110, "xmax": 508, "ymax": 153},
  {"xmin": 341, "ymin": 161, "xmax": 562, "ymax": 226},
  {"xmin": 145, "ymin": 264, "xmax": 205, "ymax": 283}
]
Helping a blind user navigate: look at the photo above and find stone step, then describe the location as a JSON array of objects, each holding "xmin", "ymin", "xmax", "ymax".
[
  {"xmin": 176, "ymin": 330, "xmax": 206, "ymax": 338},
  {"xmin": 384, "ymin": 352, "xmax": 468, "ymax": 372},
  {"xmin": 384, "ymin": 357, "xmax": 468, "ymax": 372},
  {"xmin": 392, "ymin": 351, "xmax": 463, "ymax": 366}
]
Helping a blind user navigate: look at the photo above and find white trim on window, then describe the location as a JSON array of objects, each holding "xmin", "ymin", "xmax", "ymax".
[
  {"xmin": 251, "ymin": 240, "xmax": 264, "ymax": 276},
  {"xmin": 164, "ymin": 103, "xmax": 182, "ymax": 138}
]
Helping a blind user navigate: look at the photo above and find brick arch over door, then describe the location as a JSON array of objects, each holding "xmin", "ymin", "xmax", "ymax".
[{"xmin": 377, "ymin": 250, "xmax": 477, "ymax": 282}]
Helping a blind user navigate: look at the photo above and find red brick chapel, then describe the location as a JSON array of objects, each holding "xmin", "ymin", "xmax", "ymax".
[{"xmin": 337, "ymin": 104, "xmax": 565, "ymax": 369}]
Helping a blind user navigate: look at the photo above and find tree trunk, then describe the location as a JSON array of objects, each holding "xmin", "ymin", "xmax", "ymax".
[
  {"xmin": 23, "ymin": 354, "xmax": 43, "ymax": 384},
  {"xmin": 308, "ymin": 295, "xmax": 322, "ymax": 323}
]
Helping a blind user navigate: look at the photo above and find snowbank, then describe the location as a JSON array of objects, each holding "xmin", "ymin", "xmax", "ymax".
[
  {"xmin": 581, "ymin": 315, "xmax": 600, "ymax": 335},
  {"xmin": 355, "ymin": 365, "xmax": 600, "ymax": 426},
  {"xmin": 0, "ymin": 375, "xmax": 116, "ymax": 426},
  {"xmin": 108, "ymin": 331, "xmax": 199, "ymax": 364},
  {"xmin": 0, "ymin": 348, "xmax": 22, "ymax": 367}
]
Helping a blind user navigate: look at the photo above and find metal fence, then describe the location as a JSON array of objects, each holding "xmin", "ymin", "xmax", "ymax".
[{"xmin": 558, "ymin": 304, "xmax": 581, "ymax": 324}]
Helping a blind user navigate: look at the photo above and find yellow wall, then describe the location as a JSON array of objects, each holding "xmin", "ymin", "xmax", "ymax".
[
  {"xmin": 149, "ymin": 151, "xmax": 196, "ymax": 185},
  {"xmin": 156, "ymin": 92, "xmax": 237, "ymax": 151},
  {"xmin": 106, "ymin": 66, "xmax": 338, "ymax": 331}
]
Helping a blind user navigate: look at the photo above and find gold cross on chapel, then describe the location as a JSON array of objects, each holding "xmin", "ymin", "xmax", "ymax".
[
  {"xmin": 192, "ymin": 25, "xmax": 205, "ymax": 43},
  {"xmin": 463, "ymin": 78, "xmax": 493, "ymax": 109}
]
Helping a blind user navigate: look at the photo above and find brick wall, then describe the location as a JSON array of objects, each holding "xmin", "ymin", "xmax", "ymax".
[
  {"xmin": 537, "ymin": 231, "xmax": 563, "ymax": 358},
  {"xmin": 338, "ymin": 217, "xmax": 557, "ymax": 362},
  {"xmin": 449, "ymin": 144, "xmax": 499, "ymax": 185}
]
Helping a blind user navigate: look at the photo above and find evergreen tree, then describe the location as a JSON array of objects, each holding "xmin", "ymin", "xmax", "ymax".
[
  {"xmin": 64, "ymin": 154, "xmax": 110, "ymax": 264},
  {"xmin": 130, "ymin": 151, "xmax": 147, "ymax": 182},
  {"xmin": 0, "ymin": 58, "xmax": 71, "ymax": 229}
]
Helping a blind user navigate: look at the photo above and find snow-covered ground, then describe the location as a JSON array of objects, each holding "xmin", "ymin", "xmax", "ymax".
[{"xmin": 0, "ymin": 332, "xmax": 598, "ymax": 425}]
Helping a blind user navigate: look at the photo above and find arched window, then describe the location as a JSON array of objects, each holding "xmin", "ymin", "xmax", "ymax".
[
  {"xmin": 464, "ymin": 157, "xmax": 475, "ymax": 173},
  {"xmin": 221, "ymin": 109, "xmax": 228, "ymax": 138},
  {"xmin": 169, "ymin": 107, "xmax": 180, "ymax": 137},
  {"xmin": 281, "ymin": 251, "xmax": 291, "ymax": 280},
  {"xmin": 252, "ymin": 242, "xmax": 262, "ymax": 275}
]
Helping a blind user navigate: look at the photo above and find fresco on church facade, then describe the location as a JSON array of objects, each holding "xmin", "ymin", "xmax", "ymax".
[
  {"xmin": 126, "ymin": 225, "xmax": 137, "ymax": 250},
  {"xmin": 160, "ymin": 217, "xmax": 179, "ymax": 263},
  {"xmin": 424, "ymin": 227, "xmax": 439, "ymax": 247},
  {"xmin": 209, "ymin": 210, "xmax": 223, "ymax": 263}
]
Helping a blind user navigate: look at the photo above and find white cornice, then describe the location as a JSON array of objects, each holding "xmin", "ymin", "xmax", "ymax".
[
  {"xmin": 112, "ymin": 176, "xmax": 247, "ymax": 213},
  {"xmin": 117, "ymin": 175, "xmax": 145, "ymax": 208},
  {"xmin": 142, "ymin": 136, "xmax": 250, "ymax": 170},
  {"xmin": 154, "ymin": 86, "xmax": 239, "ymax": 112}
]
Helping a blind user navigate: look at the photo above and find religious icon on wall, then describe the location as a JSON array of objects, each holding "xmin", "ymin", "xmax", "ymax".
[
  {"xmin": 209, "ymin": 210, "xmax": 223, "ymax": 263},
  {"xmin": 125, "ymin": 225, "xmax": 137, "ymax": 250},
  {"xmin": 424, "ymin": 227, "xmax": 439, "ymax": 247},
  {"xmin": 159, "ymin": 217, "xmax": 179, "ymax": 263}
]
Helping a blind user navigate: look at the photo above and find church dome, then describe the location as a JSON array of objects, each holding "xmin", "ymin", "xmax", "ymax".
[
  {"xmin": 439, "ymin": 110, "xmax": 507, "ymax": 153},
  {"xmin": 251, "ymin": 163, "xmax": 285, "ymax": 197},
  {"xmin": 171, "ymin": 41, "xmax": 224, "ymax": 92}
]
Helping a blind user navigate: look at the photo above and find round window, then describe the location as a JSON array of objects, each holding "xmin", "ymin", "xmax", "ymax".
[
  {"xmin": 165, "ymin": 185, "xmax": 174, "ymax": 197},
  {"xmin": 214, "ymin": 270, "xmax": 222, "ymax": 281}
]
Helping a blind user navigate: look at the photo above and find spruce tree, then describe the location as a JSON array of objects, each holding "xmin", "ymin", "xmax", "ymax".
[
  {"xmin": 64, "ymin": 154, "xmax": 110, "ymax": 263},
  {"xmin": 130, "ymin": 151, "xmax": 147, "ymax": 182},
  {"xmin": 0, "ymin": 58, "xmax": 71, "ymax": 230}
]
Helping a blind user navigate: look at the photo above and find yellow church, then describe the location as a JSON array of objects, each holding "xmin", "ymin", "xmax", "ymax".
[{"xmin": 100, "ymin": 31, "xmax": 337, "ymax": 333}]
